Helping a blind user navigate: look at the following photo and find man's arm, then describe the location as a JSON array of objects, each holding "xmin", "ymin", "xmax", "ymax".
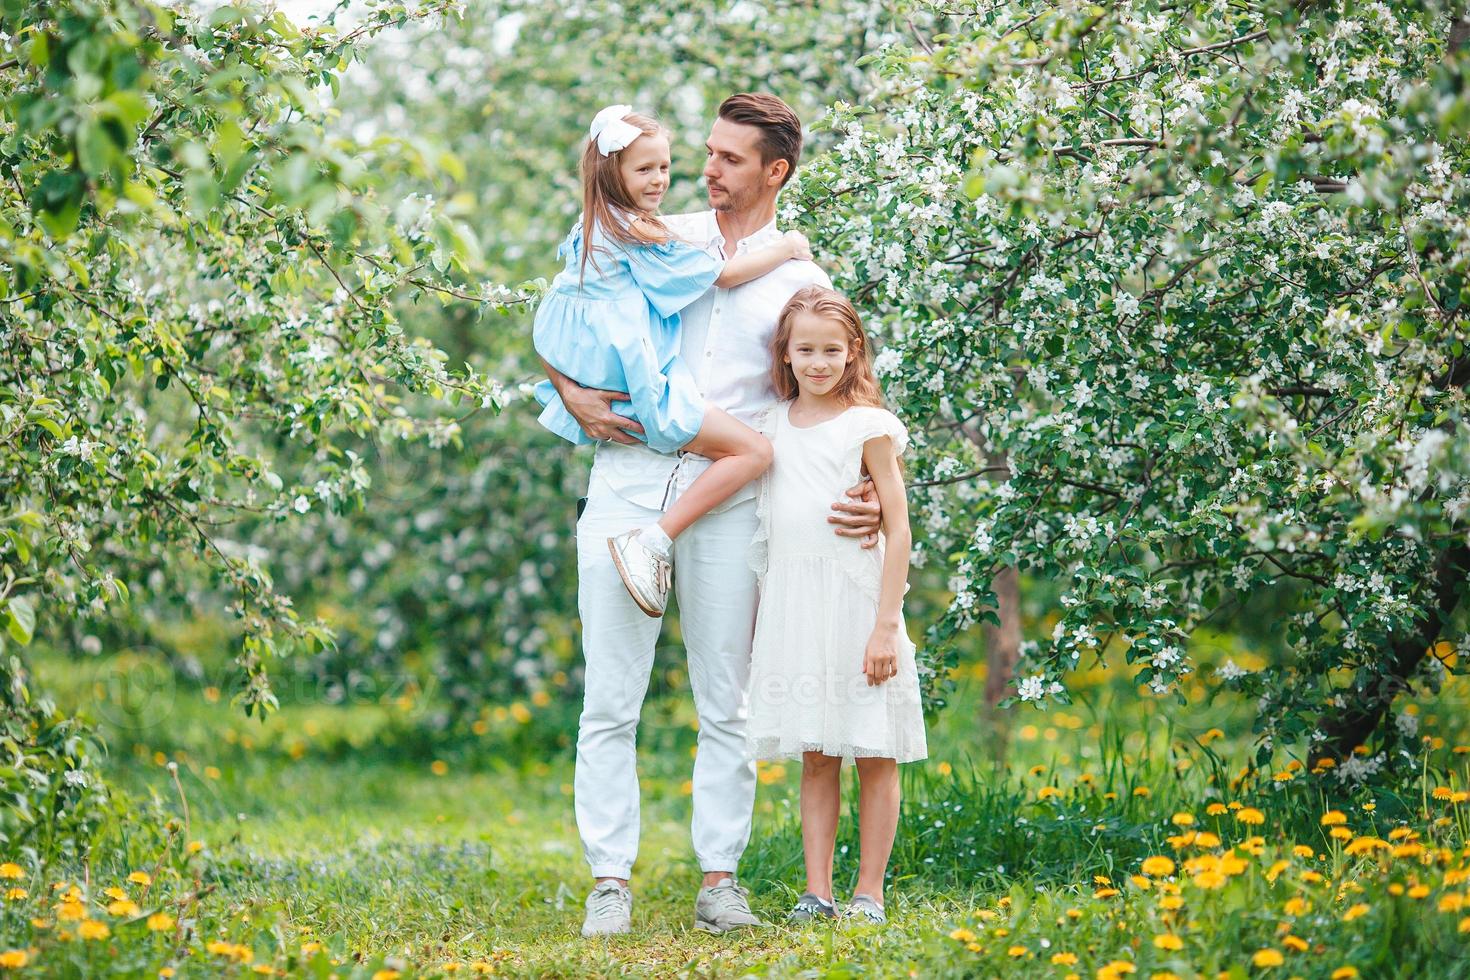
[{"xmin": 539, "ymin": 357, "xmax": 645, "ymax": 445}]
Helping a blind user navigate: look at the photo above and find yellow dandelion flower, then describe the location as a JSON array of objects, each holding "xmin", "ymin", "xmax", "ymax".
[
  {"xmin": 1293, "ymin": 845, "xmax": 1314, "ymax": 858},
  {"xmin": 77, "ymin": 919, "xmax": 110, "ymax": 941},
  {"xmin": 29, "ymin": 918, "xmax": 50, "ymax": 930},
  {"xmin": 1052, "ymin": 952, "xmax": 1079, "ymax": 965},
  {"xmin": 1194, "ymin": 831, "xmax": 1221, "ymax": 848},
  {"xmin": 371, "ymin": 971, "xmax": 401, "ymax": 980},
  {"xmin": 1284, "ymin": 897, "xmax": 1310, "ymax": 916},
  {"xmin": 0, "ymin": 950, "xmax": 29, "ymax": 968},
  {"xmin": 103, "ymin": 887, "xmax": 127, "ymax": 901},
  {"xmin": 1007, "ymin": 945, "xmax": 1028, "ymax": 958},
  {"xmin": 1192, "ymin": 870, "xmax": 1227, "ymax": 889},
  {"xmin": 1388, "ymin": 827, "xmax": 1415, "ymax": 841},
  {"xmin": 1202, "ymin": 728, "xmax": 1224, "ymax": 743},
  {"xmin": 1345, "ymin": 837, "xmax": 1385, "ymax": 856},
  {"xmin": 5, "ymin": 888, "xmax": 26, "ymax": 901},
  {"xmin": 1235, "ymin": 807, "xmax": 1265, "ymax": 825},
  {"xmin": 1330, "ymin": 969, "xmax": 1359, "ymax": 979},
  {"xmin": 106, "ymin": 899, "xmax": 141, "ymax": 917},
  {"xmin": 56, "ymin": 901, "xmax": 86, "ymax": 922},
  {"xmin": 1029, "ymin": 765, "xmax": 1046, "ymax": 776},
  {"xmin": 1039, "ymin": 786, "xmax": 1063, "ymax": 800},
  {"xmin": 1205, "ymin": 803, "xmax": 1228, "ymax": 816},
  {"xmin": 1129, "ymin": 875, "xmax": 1151, "ymax": 889},
  {"xmin": 949, "ymin": 928, "xmax": 976, "ymax": 942},
  {"xmin": 1329, "ymin": 826, "xmax": 1353, "ymax": 841},
  {"xmin": 1159, "ymin": 895, "xmax": 1184, "ymax": 910},
  {"xmin": 1097, "ymin": 960, "xmax": 1137, "ymax": 979},
  {"xmin": 1440, "ymin": 894, "xmax": 1464, "ymax": 913},
  {"xmin": 1459, "ymin": 916, "xmax": 1470, "ymax": 934},
  {"xmin": 253, "ymin": 968, "xmax": 276, "ymax": 977},
  {"xmin": 1301, "ymin": 870, "xmax": 1325, "ymax": 884},
  {"xmin": 430, "ymin": 760, "xmax": 449, "ymax": 776},
  {"xmin": 301, "ymin": 942, "xmax": 323, "ymax": 955},
  {"xmin": 187, "ymin": 841, "xmax": 204, "ymax": 855},
  {"xmin": 1283, "ymin": 935, "xmax": 1308, "ymax": 952},
  {"xmin": 1407, "ymin": 885, "xmax": 1430, "ymax": 899},
  {"xmin": 0, "ymin": 865, "xmax": 23, "ymax": 880},
  {"xmin": 1252, "ymin": 948, "xmax": 1283, "ymax": 967},
  {"xmin": 1066, "ymin": 908, "xmax": 1082, "ymax": 919},
  {"xmin": 127, "ymin": 871, "xmax": 151, "ymax": 886},
  {"xmin": 1153, "ymin": 934, "xmax": 1183, "ymax": 950},
  {"xmin": 937, "ymin": 761, "xmax": 953, "ymax": 776},
  {"xmin": 1170, "ymin": 812, "xmax": 1195, "ymax": 826},
  {"xmin": 1141, "ymin": 856, "xmax": 1176, "ymax": 877},
  {"xmin": 1432, "ymin": 786, "xmax": 1453, "ymax": 800},
  {"xmin": 1342, "ymin": 903, "xmax": 1370, "ymax": 921},
  {"xmin": 468, "ymin": 963, "xmax": 496, "ymax": 975},
  {"xmin": 1133, "ymin": 786, "xmax": 1151, "ymax": 797},
  {"xmin": 147, "ymin": 912, "xmax": 175, "ymax": 931},
  {"xmin": 1151, "ymin": 973, "xmax": 1182, "ymax": 980},
  {"xmin": 509, "ymin": 703, "xmax": 531, "ymax": 723},
  {"xmin": 1094, "ymin": 887, "xmax": 1120, "ymax": 899}
]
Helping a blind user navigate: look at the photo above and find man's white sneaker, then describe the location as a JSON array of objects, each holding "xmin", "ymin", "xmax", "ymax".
[
  {"xmin": 693, "ymin": 876, "xmax": 767, "ymax": 934},
  {"xmin": 608, "ymin": 529, "xmax": 671, "ymax": 618},
  {"xmin": 581, "ymin": 880, "xmax": 632, "ymax": 937}
]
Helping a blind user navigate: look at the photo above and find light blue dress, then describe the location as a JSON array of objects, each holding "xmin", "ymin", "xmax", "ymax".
[{"xmin": 532, "ymin": 217, "xmax": 721, "ymax": 454}]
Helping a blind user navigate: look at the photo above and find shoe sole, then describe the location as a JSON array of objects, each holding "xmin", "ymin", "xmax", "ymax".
[
  {"xmin": 608, "ymin": 537, "xmax": 664, "ymax": 618},
  {"xmin": 693, "ymin": 918, "xmax": 765, "ymax": 934}
]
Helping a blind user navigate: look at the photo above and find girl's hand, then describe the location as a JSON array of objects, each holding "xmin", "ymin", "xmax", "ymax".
[
  {"xmin": 783, "ymin": 230, "xmax": 812, "ymax": 262},
  {"xmin": 863, "ymin": 623, "xmax": 900, "ymax": 687}
]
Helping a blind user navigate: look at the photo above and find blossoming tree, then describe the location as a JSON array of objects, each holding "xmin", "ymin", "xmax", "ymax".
[{"xmin": 789, "ymin": 0, "xmax": 1470, "ymax": 769}]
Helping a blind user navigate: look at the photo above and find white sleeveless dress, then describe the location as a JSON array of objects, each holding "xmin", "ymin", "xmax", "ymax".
[{"xmin": 745, "ymin": 402, "xmax": 928, "ymax": 764}]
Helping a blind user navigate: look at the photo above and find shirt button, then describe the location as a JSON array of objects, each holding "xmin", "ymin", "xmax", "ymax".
[{"xmin": 705, "ymin": 351, "xmax": 713, "ymax": 358}]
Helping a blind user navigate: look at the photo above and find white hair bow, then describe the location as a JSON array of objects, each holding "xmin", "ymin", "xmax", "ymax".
[{"xmin": 589, "ymin": 104, "xmax": 642, "ymax": 156}]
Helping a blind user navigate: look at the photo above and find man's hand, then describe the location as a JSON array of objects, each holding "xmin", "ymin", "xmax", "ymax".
[
  {"xmin": 562, "ymin": 384, "xmax": 644, "ymax": 445},
  {"xmin": 829, "ymin": 477, "xmax": 882, "ymax": 549},
  {"xmin": 541, "ymin": 357, "xmax": 643, "ymax": 445}
]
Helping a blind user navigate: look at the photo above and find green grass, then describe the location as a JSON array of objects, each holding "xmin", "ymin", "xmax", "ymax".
[{"xmin": 4, "ymin": 647, "xmax": 1470, "ymax": 978}]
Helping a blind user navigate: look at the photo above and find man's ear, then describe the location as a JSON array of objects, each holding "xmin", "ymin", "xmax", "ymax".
[{"xmin": 767, "ymin": 159, "xmax": 790, "ymax": 187}]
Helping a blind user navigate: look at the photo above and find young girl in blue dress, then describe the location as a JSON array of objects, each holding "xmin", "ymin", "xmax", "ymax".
[{"xmin": 533, "ymin": 104, "xmax": 809, "ymax": 617}]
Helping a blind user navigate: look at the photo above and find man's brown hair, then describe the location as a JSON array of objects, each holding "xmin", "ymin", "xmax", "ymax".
[{"xmin": 717, "ymin": 93, "xmax": 803, "ymax": 186}]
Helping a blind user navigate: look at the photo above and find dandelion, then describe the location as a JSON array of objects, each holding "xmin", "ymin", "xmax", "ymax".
[
  {"xmin": 1252, "ymin": 948, "xmax": 1284, "ymax": 967},
  {"xmin": 1330, "ymin": 969, "xmax": 1360, "ymax": 979},
  {"xmin": 430, "ymin": 760, "xmax": 449, "ymax": 776},
  {"xmin": 1321, "ymin": 811, "xmax": 1347, "ymax": 826},
  {"xmin": 1097, "ymin": 961, "xmax": 1137, "ymax": 980},
  {"xmin": 1342, "ymin": 903, "xmax": 1370, "ymax": 921},
  {"xmin": 1235, "ymin": 807, "xmax": 1265, "ymax": 825},
  {"xmin": 1284, "ymin": 897, "xmax": 1310, "ymax": 915},
  {"xmin": 1093, "ymin": 887, "xmax": 1120, "ymax": 899},
  {"xmin": 77, "ymin": 919, "xmax": 110, "ymax": 941},
  {"xmin": 1007, "ymin": 945, "xmax": 1028, "ymax": 957},
  {"xmin": 1194, "ymin": 831, "xmax": 1221, "ymax": 848},
  {"xmin": 1459, "ymin": 916, "xmax": 1470, "ymax": 933},
  {"xmin": 5, "ymin": 889, "xmax": 26, "ymax": 901},
  {"xmin": 1283, "ymin": 935, "xmax": 1308, "ymax": 952},
  {"xmin": 1159, "ymin": 895, "xmax": 1184, "ymax": 910},
  {"xmin": 0, "ymin": 864, "xmax": 23, "ymax": 880},
  {"xmin": 1170, "ymin": 812, "xmax": 1195, "ymax": 826},
  {"xmin": 937, "ymin": 761, "xmax": 953, "ymax": 776},
  {"xmin": 0, "ymin": 950, "xmax": 29, "ymax": 968},
  {"xmin": 1205, "ymin": 803, "xmax": 1228, "ymax": 816},
  {"xmin": 1052, "ymin": 952, "xmax": 1079, "ymax": 965},
  {"xmin": 1153, "ymin": 934, "xmax": 1183, "ymax": 950},
  {"xmin": 147, "ymin": 912, "xmax": 175, "ymax": 931},
  {"xmin": 1133, "ymin": 786, "xmax": 1151, "ymax": 797},
  {"xmin": 107, "ymin": 899, "xmax": 141, "ymax": 917},
  {"xmin": 1039, "ymin": 786, "xmax": 1063, "ymax": 800},
  {"xmin": 950, "ymin": 928, "xmax": 976, "ymax": 942},
  {"xmin": 1141, "ymin": 856, "xmax": 1176, "ymax": 877},
  {"xmin": 56, "ymin": 901, "xmax": 86, "ymax": 922},
  {"xmin": 127, "ymin": 871, "xmax": 152, "ymax": 886},
  {"xmin": 372, "ymin": 971, "xmax": 401, "ymax": 980}
]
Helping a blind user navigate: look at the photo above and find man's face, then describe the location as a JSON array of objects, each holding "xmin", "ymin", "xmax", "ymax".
[
  {"xmin": 703, "ymin": 117, "xmax": 782, "ymax": 213},
  {"xmin": 618, "ymin": 133, "xmax": 671, "ymax": 211}
]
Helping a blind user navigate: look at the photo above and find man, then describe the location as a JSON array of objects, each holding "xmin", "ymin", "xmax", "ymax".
[{"xmin": 539, "ymin": 93, "xmax": 883, "ymax": 937}]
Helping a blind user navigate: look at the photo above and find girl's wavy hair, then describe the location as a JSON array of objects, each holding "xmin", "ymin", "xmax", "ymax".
[
  {"xmin": 770, "ymin": 286, "xmax": 886, "ymax": 409},
  {"xmin": 579, "ymin": 110, "xmax": 670, "ymax": 283}
]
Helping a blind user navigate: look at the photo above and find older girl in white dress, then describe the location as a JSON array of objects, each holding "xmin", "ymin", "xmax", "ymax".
[{"xmin": 745, "ymin": 286, "xmax": 926, "ymax": 925}]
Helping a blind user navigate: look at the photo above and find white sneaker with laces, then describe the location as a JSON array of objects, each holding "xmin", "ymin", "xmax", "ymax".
[
  {"xmin": 581, "ymin": 879, "xmax": 632, "ymax": 937},
  {"xmin": 608, "ymin": 529, "xmax": 671, "ymax": 617},
  {"xmin": 693, "ymin": 876, "xmax": 767, "ymax": 934}
]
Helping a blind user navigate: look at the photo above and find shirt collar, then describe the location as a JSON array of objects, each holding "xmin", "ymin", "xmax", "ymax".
[{"xmin": 707, "ymin": 210, "xmax": 781, "ymax": 252}]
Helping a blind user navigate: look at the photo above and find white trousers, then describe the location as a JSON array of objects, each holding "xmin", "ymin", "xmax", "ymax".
[{"xmin": 574, "ymin": 471, "xmax": 759, "ymax": 879}]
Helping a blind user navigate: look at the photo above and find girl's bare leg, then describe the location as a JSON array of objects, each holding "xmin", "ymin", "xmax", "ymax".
[
  {"xmin": 656, "ymin": 407, "xmax": 772, "ymax": 540},
  {"xmin": 852, "ymin": 757, "xmax": 899, "ymax": 902},
  {"xmin": 800, "ymin": 752, "xmax": 843, "ymax": 901}
]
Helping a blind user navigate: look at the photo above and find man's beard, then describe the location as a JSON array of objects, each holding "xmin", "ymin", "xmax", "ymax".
[{"xmin": 709, "ymin": 183, "xmax": 753, "ymax": 213}]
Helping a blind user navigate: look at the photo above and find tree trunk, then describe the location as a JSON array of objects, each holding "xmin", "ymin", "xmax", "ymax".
[
  {"xmin": 977, "ymin": 449, "xmax": 1023, "ymax": 763},
  {"xmin": 1318, "ymin": 545, "xmax": 1468, "ymax": 761}
]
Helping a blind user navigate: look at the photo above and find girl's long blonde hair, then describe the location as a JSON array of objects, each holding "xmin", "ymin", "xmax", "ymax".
[
  {"xmin": 770, "ymin": 286, "xmax": 886, "ymax": 408},
  {"xmin": 579, "ymin": 110, "xmax": 669, "ymax": 283}
]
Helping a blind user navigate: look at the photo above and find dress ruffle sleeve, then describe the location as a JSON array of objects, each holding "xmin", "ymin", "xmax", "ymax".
[
  {"xmin": 847, "ymin": 407, "xmax": 909, "ymax": 463},
  {"xmin": 839, "ymin": 407, "xmax": 911, "ymax": 604},
  {"xmin": 623, "ymin": 237, "xmax": 722, "ymax": 319}
]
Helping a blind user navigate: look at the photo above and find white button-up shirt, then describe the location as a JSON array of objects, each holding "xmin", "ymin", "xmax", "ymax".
[{"xmin": 589, "ymin": 209, "xmax": 832, "ymax": 511}]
